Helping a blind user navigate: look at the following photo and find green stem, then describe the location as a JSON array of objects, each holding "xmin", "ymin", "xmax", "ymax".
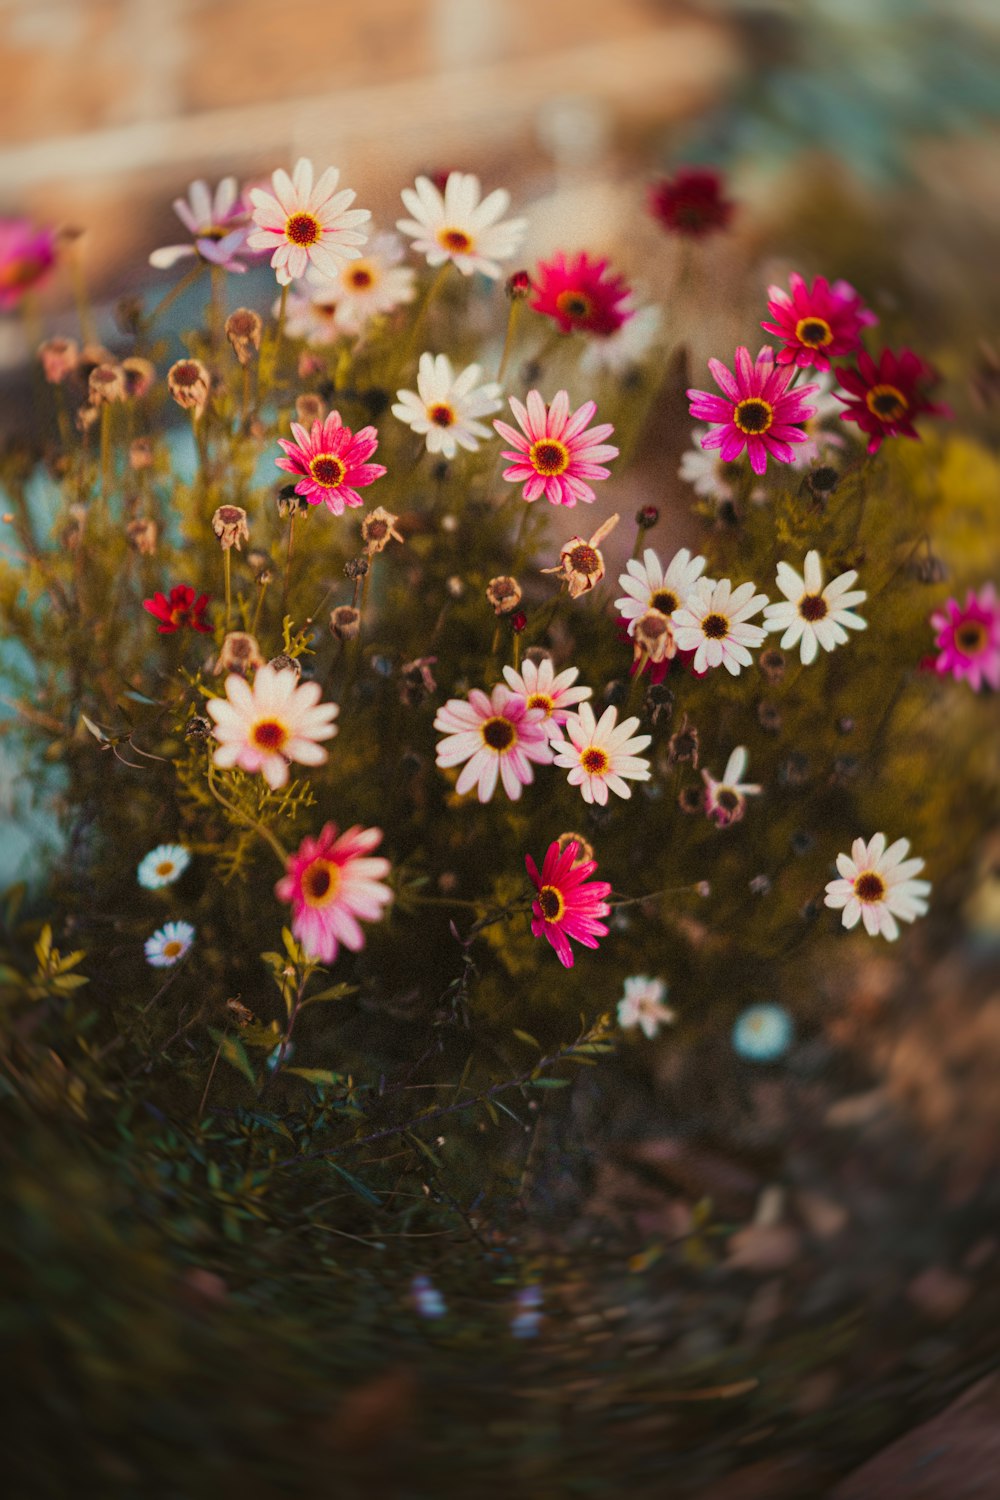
[
  {"xmin": 99, "ymin": 403, "xmax": 112, "ymax": 501},
  {"xmin": 280, "ymin": 512, "xmax": 295, "ymax": 619},
  {"xmin": 209, "ymin": 265, "xmax": 226, "ymax": 355},
  {"xmin": 148, "ymin": 262, "xmax": 204, "ymax": 329},
  {"xmin": 403, "ymin": 264, "xmax": 450, "ymax": 369},
  {"xmin": 250, "ymin": 577, "xmax": 269, "ymax": 637},
  {"xmin": 497, "ymin": 296, "xmax": 523, "ymax": 385},
  {"xmin": 271, "ymin": 283, "xmax": 290, "ymax": 382},
  {"xmin": 206, "ymin": 761, "xmax": 289, "ymax": 866},
  {"xmin": 223, "ymin": 547, "xmax": 232, "ymax": 632},
  {"xmin": 67, "ymin": 242, "xmax": 97, "ymax": 344}
]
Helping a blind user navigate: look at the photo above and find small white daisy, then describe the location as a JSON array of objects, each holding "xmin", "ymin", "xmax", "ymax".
[
  {"xmin": 247, "ymin": 157, "xmax": 370, "ymax": 286},
  {"xmin": 788, "ymin": 371, "xmax": 847, "ymax": 470},
  {"xmin": 392, "ymin": 353, "xmax": 502, "ymax": 459},
  {"xmin": 579, "ymin": 305, "xmax": 662, "ymax": 377},
  {"xmin": 763, "ymin": 550, "xmax": 867, "ymax": 666},
  {"xmin": 672, "ymin": 577, "xmax": 769, "ymax": 675},
  {"xmin": 137, "ymin": 843, "xmax": 191, "ymax": 890},
  {"xmin": 616, "ymin": 546, "xmax": 708, "ymax": 637},
  {"xmin": 501, "ymin": 658, "xmax": 592, "ymax": 740},
  {"xmin": 732, "ymin": 1003, "xmax": 793, "ymax": 1061},
  {"xmin": 824, "ymin": 833, "xmax": 931, "ymax": 941},
  {"xmin": 304, "ymin": 231, "xmax": 416, "ymax": 337},
  {"xmin": 144, "ymin": 920, "xmax": 195, "ymax": 968},
  {"xmin": 701, "ymin": 747, "xmax": 761, "ymax": 827},
  {"xmin": 553, "ymin": 702, "xmax": 651, "ymax": 806},
  {"xmin": 397, "ymin": 172, "xmax": 527, "ymax": 280},
  {"xmin": 678, "ymin": 426, "xmax": 744, "ymax": 502},
  {"xmin": 617, "ymin": 975, "xmax": 676, "ymax": 1039},
  {"xmin": 206, "ymin": 663, "xmax": 339, "ymax": 791}
]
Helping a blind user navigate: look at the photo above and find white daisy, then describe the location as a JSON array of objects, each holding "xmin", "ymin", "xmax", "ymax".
[
  {"xmin": 206, "ymin": 663, "xmax": 339, "ymax": 791},
  {"xmin": 579, "ymin": 305, "xmax": 662, "ymax": 377},
  {"xmin": 501, "ymin": 658, "xmax": 592, "ymax": 740},
  {"xmin": 553, "ymin": 702, "xmax": 651, "ymax": 806},
  {"xmin": 392, "ymin": 353, "xmax": 502, "ymax": 459},
  {"xmin": 137, "ymin": 843, "xmax": 191, "ymax": 889},
  {"xmin": 763, "ymin": 550, "xmax": 867, "ymax": 666},
  {"xmin": 304, "ymin": 231, "xmax": 416, "ymax": 336},
  {"xmin": 788, "ymin": 371, "xmax": 847, "ymax": 470},
  {"xmin": 616, "ymin": 546, "xmax": 708, "ymax": 637},
  {"xmin": 247, "ymin": 157, "xmax": 370, "ymax": 286},
  {"xmin": 144, "ymin": 920, "xmax": 195, "ymax": 968},
  {"xmin": 824, "ymin": 833, "xmax": 931, "ymax": 941},
  {"xmin": 678, "ymin": 426, "xmax": 745, "ymax": 502},
  {"xmin": 701, "ymin": 746, "xmax": 761, "ymax": 827},
  {"xmin": 281, "ymin": 287, "xmax": 342, "ymax": 346},
  {"xmin": 672, "ymin": 577, "xmax": 769, "ymax": 675},
  {"xmin": 617, "ymin": 975, "xmax": 676, "ymax": 1039},
  {"xmin": 397, "ymin": 172, "xmax": 527, "ymax": 280}
]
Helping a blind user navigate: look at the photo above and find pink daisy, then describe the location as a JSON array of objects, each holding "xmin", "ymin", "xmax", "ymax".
[
  {"xmin": 493, "ymin": 390, "xmax": 618, "ymax": 507},
  {"xmin": 835, "ymin": 347, "xmax": 949, "ymax": 454},
  {"xmin": 247, "ymin": 157, "xmax": 370, "ymax": 286},
  {"xmin": 0, "ymin": 218, "xmax": 56, "ymax": 310},
  {"xmin": 501, "ymin": 658, "xmax": 592, "ymax": 740},
  {"xmin": 930, "ymin": 585, "xmax": 1000, "ymax": 692},
  {"xmin": 761, "ymin": 273, "xmax": 877, "ymax": 370},
  {"xmin": 276, "ymin": 823, "xmax": 392, "ymax": 964},
  {"xmin": 525, "ymin": 838, "xmax": 612, "ymax": 969},
  {"xmin": 530, "ymin": 252, "xmax": 634, "ymax": 338},
  {"xmin": 276, "ymin": 411, "xmax": 386, "ymax": 514},
  {"xmin": 149, "ymin": 177, "xmax": 251, "ymax": 274},
  {"xmin": 206, "ymin": 663, "xmax": 339, "ymax": 790},
  {"xmin": 434, "ymin": 685, "xmax": 553, "ymax": 802},
  {"xmin": 687, "ymin": 346, "xmax": 817, "ymax": 477}
]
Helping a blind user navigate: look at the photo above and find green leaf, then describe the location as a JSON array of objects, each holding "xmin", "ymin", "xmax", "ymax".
[
  {"xmin": 285, "ymin": 1067, "xmax": 343, "ymax": 1087},
  {"xmin": 406, "ymin": 1132, "xmax": 443, "ymax": 1169},
  {"xmin": 328, "ymin": 1161, "xmax": 382, "ymax": 1208},
  {"xmin": 301, "ymin": 982, "xmax": 357, "ymax": 1007},
  {"xmin": 208, "ymin": 1028, "xmax": 256, "ymax": 1085},
  {"xmin": 512, "ymin": 1028, "xmax": 540, "ymax": 1048}
]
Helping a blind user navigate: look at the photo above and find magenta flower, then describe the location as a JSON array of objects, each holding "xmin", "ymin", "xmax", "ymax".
[
  {"xmin": 434, "ymin": 684, "xmax": 553, "ymax": 802},
  {"xmin": 835, "ymin": 347, "xmax": 949, "ymax": 454},
  {"xmin": 149, "ymin": 178, "xmax": 252, "ymax": 274},
  {"xmin": 930, "ymin": 585, "xmax": 1000, "ymax": 692},
  {"xmin": 0, "ymin": 218, "xmax": 56, "ymax": 310},
  {"xmin": 276, "ymin": 411, "xmax": 386, "ymax": 514},
  {"xmin": 761, "ymin": 273, "xmax": 876, "ymax": 370},
  {"xmin": 494, "ymin": 390, "xmax": 618, "ymax": 507},
  {"xmin": 687, "ymin": 347, "xmax": 817, "ymax": 477},
  {"xmin": 525, "ymin": 838, "xmax": 612, "ymax": 969},
  {"xmin": 530, "ymin": 252, "xmax": 633, "ymax": 338},
  {"xmin": 275, "ymin": 823, "xmax": 392, "ymax": 964}
]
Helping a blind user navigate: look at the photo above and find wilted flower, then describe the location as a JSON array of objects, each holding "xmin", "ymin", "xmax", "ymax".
[
  {"xmin": 702, "ymin": 746, "xmax": 761, "ymax": 828},
  {"xmin": 125, "ymin": 517, "xmax": 158, "ymax": 555},
  {"xmin": 88, "ymin": 363, "xmax": 127, "ymax": 405},
  {"xmin": 225, "ymin": 307, "xmax": 262, "ymax": 364},
  {"xmin": 397, "ymin": 172, "xmax": 526, "ymax": 279},
  {"xmin": 824, "ymin": 834, "xmax": 931, "ymax": 941},
  {"xmin": 362, "ymin": 506, "xmax": 403, "ymax": 555},
  {"xmin": 294, "ymin": 394, "xmax": 326, "ymax": 427},
  {"xmin": 399, "ymin": 656, "xmax": 437, "ymax": 705},
  {"xmin": 494, "ymin": 390, "xmax": 618, "ymax": 507},
  {"xmin": 167, "ymin": 358, "xmax": 211, "ymax": 417},
  {"xmin": 214, "ymin": 631, "xmax": 265, "ymax": 675},
  {"xmin": 137, "ymin": 844, "xmax": 191, "ymax": 889},
  {"xmin": 275, "ymin": 823, "xmax": 392, "ymax": 963},
  {"xmin": 207, "ymin": 662, "xmax": 339, "ymax": 790},
  {"xmin": 667, "ymin": 715, "xmax": 699, "ymax": 767},
  {"xmin": 618, "ymin": 976, "xmax": 675, "ymax": 1039},
  {"xmin": 758, "ymin": 647, "xmax": 786, "ymax": 683},
  {"xmin": 530, "ymin": 251, "xmax": 633, "ymax": 338},
  {"xmin": 330, "ymin": 605, "xmax": 361, "ymax": 640},
  {"xmin": 248, "ymin": 157, "xmax": 370, "ymax": 285},
  {"xmin": 144, "ymin": 920, "xmax": 195, "ymax": 968},
  {"xmin": 486, "ymin": 576, "xmax": 522, "ymax": 616},
  {"xmin": 37, "ymin": 337, "xmax": 79, "ymax": 384},
  {"xmin": 542, "ymin": 514, "xmax": 619, "ymax": 598},
  {"xmin": 525, "ymin": 838, "xmax": 612, "ymax": 969},
  {"xmin": 211, "ymin": 504, "xmax": 250, "ymax": 551}
]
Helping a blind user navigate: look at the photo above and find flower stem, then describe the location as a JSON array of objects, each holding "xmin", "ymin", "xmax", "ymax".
[
  {"xmin": 271, "ymin": 283, "xmax": 290, "ymax": 380},
  {"xmin": 66, "ymin": 240, "xmax": 97, "ymax": 344},
  {"xmin": 99, "ymin": 403, "xmax": 112, "ymax": 501},
  {"xmin": 148, "ymin": 262, "xmax": 204, "ymax": 329},
  {"xmin": 497, "ymin": 296, "xmax": 523, "ymax": 385},
  {"xmin": 223, "ymin": 547, "xmax": 232, "ymax": 632},
  {"xmin": 280, "ymin": 512, "xmax": 295, "ymax": 619},
  {"xmin": 206, "ymin": 761, "xmax": 289, "ymax": 866},
  {"xmin": 403, "ymin": 264, "xmax": 449, "ymax": 370}
]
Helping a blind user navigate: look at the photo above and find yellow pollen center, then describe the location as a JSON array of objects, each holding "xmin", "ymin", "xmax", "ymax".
[
  {"xmin": 795, "ymin": 316, "xmax": 833, "ymax": 348},
  {"xmin": 530, "ymin": 438, "xmax": 570, "ymax": 477},
  {"xmin": 285, "ymin": 212, "xmax": 322, "ymax": 247},
  {"xmin": 309, "ymin": 453, "xmax": 347, "ymax": 488},
  {"xmin": 581, "ymin": 746, "xmax": 609, "ymax": 775},
  {"xmin": 252, "ymin": 719, "xmax": 288, "ymax": 752},
  {"xmin": 866, "ymin": 384, "xmax": 908, "ymax": 421},
  {"xmin": 526, "ymin": 693, "xmax": 554, "ymax": 717},
  {"xmin": 702, "ymin": 612, "xmax": 729, "ymax": 640},
  {"xmin": 302, "ymin": 859, "xmax": 341, "ymax": 908},
  {"xmin": 346, "ymin": 264, "xmax": 374, "ymax": 289},
  {"xmin": 555, "ymin": 289, "xmax": 593, "ymax": 320},
  {"xmin": 439, "ymin": 227, "xmax": 472, "ymax": 253},
  {"xmin": 162, "ymin": 940, "xmax": 182, "ymax": 959},
  {"xmin": 537, "ymin": 884, "xmax": 565, "ymax": 922},
  {"xmin": 854, "ymin": 871, "xmax": 886, "ymax": 904},
  {"xmin": 956, "ymin": 621, "xmax": 987, "ymax": 654},
  {"xmin": 428, "ymin": 403, "xmax": 455, "ymax": 428},
  {"xmin": 733, "ymin": 398, "xmax": 774, "ymax": 435},
  {"xmin": 156, "ymin": 861, "xmax": 175, "ymax": 877},
  {"xmin": 481, "ymin": 716, "xmax": 515, "ymax": 752}
]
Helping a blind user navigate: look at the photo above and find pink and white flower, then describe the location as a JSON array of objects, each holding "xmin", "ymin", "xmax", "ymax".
[
  {"xmin": 275, "ymin": 411, "xmax": 386, "ymax": 514},
  {"xmin": 0, "ymin": 218, "xmax": 56, "ymax": 310},
  {"xmin": 763, "ymin": 551, "xmax": 867, "ymax": 665},
  {"xmin": 552, "ymin": 702, "xmax": 651, "ymax": 805},
  {"xmin": 616, "ymin": 546, "xmax": 708, "ymax": 637},
  {"xmin": 678, "ymin": 427, "xmax": 744, "ymax": 502},
  {"xmin": 434, "ymin": 685, "xmax": 553, "ymax": 802},
  {"xmin": 617, "ymin": 975, "xmax": 676, "ymax": 1038},
  {"xmin": 248, "ymin": 158, "xmax": 370, "ymax": 285},
  {"xmin": 275, "ymin": 823, "xmax": 392, "ymax": 964},
  {"xmin": 930, "ymin": 585, "xmax": 1000, "ymax": 692},
  {"xmin": 701, "ymin": 746, "xmax": 761, "ymax": 827},
  {"xmin": 494, "ymin": 390, "xmax": 618, "ymax": 507},
  {"xmin": 824, "ymin": 834, "xmax": 931, "ymax": 941},
  {"xmin": 687, "ymin": 346, "xmax": 817, "ymax": 476},
  {"xmin": 397, "ymin": 172, "xmax": 526, "ymax": 279},
  {"xmin": 303, "ymin": 231, "xmax": 416, "ymax": 336},
  {"xmin": 392, "ymin": 352, "xmax": 502, "ymax": 459},
  {"xmin": 149, "ymin": 177, "xmax": 251, "ymax": 274},
  {"xmin": 672, "ymin": 577, "xmax": 769, "ymax": 675},
  {"xmin": 207, "ymin": 663, "xmax": 339, "ymax": 790},
  {"xmin": 501, "ymin": 658, "xmax": 592, "ymax": 740},
  {"xmin": 761, "ymin": 272, "xmax": 877, "ymax": 370},
  {"xmin": 525, "ymin": 838, "xmax": 611, "ymax": 969}
]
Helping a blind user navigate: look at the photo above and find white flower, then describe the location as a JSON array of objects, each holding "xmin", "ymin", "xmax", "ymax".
[
  {"xmin": 248, "ymin": 157, "xmax": 370, "ymax": 286},
  {"xmin": 732, "ymin": 1004, "xmax": 793, "ymax": 1061},
  {"xmin": 553, "ymin": 702, "xmax": 651, "ymax": 806},
  {"xmin": 206, "ymin": 663, "xmax": 339, "ymax": 791},
  {"xmin": 824, "ymin": 834, "xmax": 931, "ymax": 941},
  {"xmin": 137, "ymin": 843, "xmax": 191, "ymax": 889},
  {"xmin": 788, "ymin": 371, "xmax": 846, "ymax": 469},
  {"xmin": 392, "ymin": 353, "xmax": 502, "ymax": 459},
  {"xmin": 701, "ymin": 747, "xmax": 761, "ymax": 827},
  {"xmin": 672, "ymin": 577, "xmax": 769, "ymax": 675},
  {"xmin": 616, "ymin": 546, "xmax": 708, "ymax": 637},
  {"xmin": 579, "ymin": 305, "xmax": 662, "ymax": 377},
  {"xmin": 304, "ymin": 231, "xmax": 416, "ymax": 336},
  {"xmin": 397, "ymin": 172, "xmax": 526, "ymax": 279},
  {"xmin": 144, "ymin": 920, "xmax": 195, "ymax": 968},
  {"xmin": 433, "ymin": 685, "xmax": 553, "ymax": 803},
  {"xmin": 617, "ymin": 975, "xmax": 675, "ymax": 1039},
  {"xmin": 678, "ymin": 426, "xmax": 743, "ymax": 502},
  {"xmin": 763, "ymin": 550, "xmax": 867, "ymax": 665},
  {"xmin": 282, "ymin": 287, "xmax": 341, "ymax": 346},
  {"xmin": 501, "ymin": 658, "xmax": 592, "ymax": 740}
]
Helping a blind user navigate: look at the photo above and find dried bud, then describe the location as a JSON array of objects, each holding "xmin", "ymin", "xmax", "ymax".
[
  {"xmin": 277, "ymin": 483, "xmax": 309, "ymax": 518},
  {"xmin": 807, "ymin": 465, "xmax": 839, "ymax": 500},
  {"xmin": 344, "ymin": 556, "xmax": 369, "ymax": 581},
  {"xmin": 645, "ymin": 682, "xmax": 674, "ymax": 726},
  {"xmin": 75, "ymin": 403, "xmax": 100, "ymax": 433},
  {"xmin": 78, "ymin": 343, "xmax": 115, "ymax": 380},
  {"xmin": 749, "ymin": 874, "xmax": 772, "ymax": 896},
  {"xmin": 225, "ymin": 998, "xmax": 254, "ymax": 1026},
  {"xmin": 211, "ymin": 504, "xmax": 249, "ymax": 551},
  {"xmin": 556, "ymin": 832, "xmax": 595, "ymax": 865},
  {"xmin": 635, "ymin": 504, "xmax": 659, "ymax": 530},
  {"xmin": 125, "ymin": 517, "xmax": 158, "ymax": 556},
  {"xmin": 632, "ymin": 608, "xmax": 675, "ymax": 664},
  {"xmin": 362, "ymin": 506, "xmax": 403, "ymax": 556},
  {"xmin": 399, "ymin": 656, "xmax": 437, "ymax": 706},
  {"xmin": 88, "ymin": 362, "xmax": 127, "ymax": 405},
  {"xmin": 757, "ymin": 699, "xmax": 782, "ymax": 735},
  {"xmin": 225, "ymin": 307, "xmax": 262, "ymax": 365},
  {"xmin": 330, "ymin": 605, "xmax": 361, "ymax": 640},
  {"xmin": 168, "ymin": 358, "xmax": 211, "ymax": 417},
  {"xmin": 486, "ymin": 575, "xmax": 522, "ymax": 615},
  {"xmin": 214, "ymin": 631, "xmax": 264, "ymax": 675},
  {"xmin": 246, "ymin": 549, "xmax": 271, "ymax": 575},
  {"xmin": 37, "ymin": 337, "xmax": 79, "ymax": 384},
  {"xmin": 185, "ymin": 715, "xmax": 212, "ymax": 739},
  {"xmin": 779, "ymin": 753, "xmax": 809, "ymax": 788},
  {"xmin": 678, "ymin": 785, "xmax": 702, "ymax": 814},
  {"xmin": 506, "ymin": 269, "xmax": 532, "ymax": 299},
  {"xmin": 837, "ymin": 716, "xmax": 855, "ymax": 736},
  {"xmin": 129, "ymin": 436, "xmax": 154, "ymax": 470},
  {"xmin": 121, "ymin": 357, "xmax": 156, "ymax": 400},
  {"xmin": 268, "ymin": 653, "xmax": 301, "ymax": 676},
  {"xmin": 542, "ymin": 514, "xmax": 618, "ymax": 598},
  {"xmin": 525, "ymin": 647, "xmax": 551, "ymax": 667},
  {"xmin": 295, "ymin": 392, "xmax": 326, "ymax": 426},
  {"xmin": 913, "ymin": 550, "xmax": 946, "ymax": 585},
  {"xmin": 298, "ymin": 350, "xmax": 325, "ymax": 380},
  {"xmin": 667, "ymin": 715, "xmax": 699, "ymax": 767},
  {"xmin": 446, "ymin": 575, "xmax": 465, "ymax": 599},
  {"xmin": 758, "ymin": 648, "xmax": 786, "ymax": 683}
]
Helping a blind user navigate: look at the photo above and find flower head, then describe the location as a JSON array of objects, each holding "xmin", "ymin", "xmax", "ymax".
[
  {"xmin": 732, "ymin": 1003, "xmax": 793, "ymax": 1062},
  {"xmin": 397, "ymin": 172, "xmax": 526, "ymax": 279},
  {"xmin": 144, "ymin": 920, "xmax": 195, "ymax": 968},
  {"xmin": 678, "ymin": 428, "xmax": 745, "ymax": 502},
  {"xmin": 137, "ymin": 844, "xmax": 191, "ymax": 889},
  {"xmin": 672, "ymin": 577, "xmax": 769, "ymax": 675},
  {"xmin": 542, "ymin": 514, "xmax": 619, "ymax": 598},
  {"xmin": 434, "ymin": 685, "xmax": 553, "ymax": 802},
  {"xmin": 248, "ymin": 157, "xmax": 370, "ymax": 285},
  {"xmin": 930, "ymin": 585, "xmax": 1000, "ymax": 691},
  {"xmin": 214, "ymin": 631, "xmax": 265, "ymax": 676},
  {"xmin": 701, "ymin": 746, "xmax": 761, "ymax": 828},
  {"xmin": 501, "ymin": 658, "xmax": 592, "ymax": 740},
  {"xmin": 835, "ymin": 347, "xmax": 948, "ymax": 453},
  {"xmin": 0, "ymin": 218, "xmax": 56, "ymax": 309},
  {"xmin": 143, "ymin": 583, "xmax": 212, "ymax": 635},
  {"xmin": 392, "ymin": 353, "xmax": 502, "ymax": 459},
  {"xmin": 616, "ymin": 546, "xmax": 708, "ymax": 636},
  {"xmin": 761, "ymin": 273, "xmax": 876, "ymax": 370},
  {"xmin": 525, "ymin": 838, "xmax": 611, "ymax": 968},
  {"xmin": 275, "ymin": 823, "xmax": 392, "ymax": 964},
  {"xmin": 485, "ymin": 576, "xmax": 522, "ymax": 616},
  {"xmin": 167, "ymin": 358, "xmax": 211, "ymax": 417},
  {"xmin": 225, "ymin": 307, "xmax": 262, "ymax": 364},
  {"xmin": 648, "ymin": 168, "xmax": 734, "ymax": 238},
  {"xmin": 763, "ymin": 551, "xmax": 867, "ymax": 664},
  {"xmin": 38, "ymin": 337, "xmax": 79, "ymax": 384},
  {"xmin": 275, "ymin": 411, "xmax": 386, "ymax": 514},
  {"xmin": 362, "ymin": 506, "xmax": 404, "ymax": 556},
  {"xmin": 206, "ymin": 663, "xmax": 339, "ymax": 790},
  {"xmin": 687, "ymin": 346, "xmax": 817, "ymax": 476},
  {"xmin": 304, "ymin": 231, "xmax": 416, "ymax": 336},
  {"xmin": 553, "ymin": 702, "xmax": 651, "ymax": 806},
  {"xmin": 618, "ymin": 975, "xmax": 675, "ymax": 1038},
  {"xmin": 530, "ymin": 252, "xmax": 633, "ymax": 338},
  {"xmin": 494, "ymin": 390, "xmax": 618, "ymax": 507},
  {"xmin": 824, "ymin": 833, "xmax": 931, "ymax": 941},
  {"xmin": 149, "ymin": 177, "xmax": 251, "ymax": 274},
  {"xmin": 211, "ymin": 504, "xmax": 249, "ymax": 551}
]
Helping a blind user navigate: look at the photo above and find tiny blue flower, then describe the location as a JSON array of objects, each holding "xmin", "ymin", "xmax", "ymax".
[
  {"xmin": 411, "ymin": 1274, "xmax": 446, "ymax": 1319},
  {"xmin": 137, "ymin": 843, "xmax": 191, "ymax": 889},
  {"xmin": 144, "ymin": 920, "xmax": 195, "ymax": 968},
  {"xmin": 732, "ymin": 1002, "xmax": 793, "ymax": 1062}
]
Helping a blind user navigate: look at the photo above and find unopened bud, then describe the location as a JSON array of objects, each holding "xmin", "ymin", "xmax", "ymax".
[
  {"xmin": 225, "ymin": 307, "xmax": 262, "ymax": 365},
  {"xmin": 330, "ymin": 605, "xmax": 361, "ymax": 640}
]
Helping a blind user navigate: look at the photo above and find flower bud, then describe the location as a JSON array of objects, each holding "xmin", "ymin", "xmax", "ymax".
[
  {"xmin": 635, "ymin": 504, "xmax": 659, "ymax": 530},
  {"xmin": 225, "ymin": 307, "xmax": 262, "ymax": 366},
  {"xmin": 486, "ymin": 575, "xmax": 522, "ymax": 616},
  {"xmin": 214, "ymin": 631, "xmax": 265, "ymax": 675},
  {"xmin": 330, "ymin": 605, "xmax": 361, "ymax": 640},
  {"xmin": 505, "ymin": 269, "xmax": 531, "ymax": 299},
  {"xmin": 37, "ymin": 337, "xmax": 79, "ymax": 384},
  {"xmin": 758, "ymin": 648, "xmax": 785, "ymax": 684},
  {"xmin": 268, "ymin": 653, "xmax": 301, "ymax": 675},
  {"xmin": 125, "ymin": 517, "xmax": 158, "ymax": 556},
  {"xmin": 121, "ymin": 357, "xmax": 156, "ymax": 400},
  {"xmin": 211, "ymin": 504, "xmax": 249, "ymax": 551},
  {"xmin": 168, "ymin": 358, "xmax": 211, "ymax": 417},
  {"xmin": 129, "ymin": 436, "xmax": 154, "ymax": 470},
  {"xmin": 632, "ymin": 608, "xmax": 675, "ymax": 664},
  {"xmin": 88, "ymin": 362, "xmax": 127, "ymax": 405},
  {"xmin": 295, "ymin": 393, "xmax": 326, "ymax": 426},
  {"xmin": 362, "ymin": 506, "xmax": 403, "ymax": 555}
]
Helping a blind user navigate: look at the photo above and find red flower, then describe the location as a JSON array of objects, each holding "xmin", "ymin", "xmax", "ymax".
[
  {"xmin": 525, "ymin": 838, "xmax": 612, "ymax": 969},
  {"xmin": 835, "ymin": 348, "xmax": 949, "ymax": 454},
  {"xmin": 761, "ymin": 273, "xmax": 876, "ymax": 371},
  {"xmin": 648, "ymin": 168, "xmax": 734, "ymax": 239},
  {"xmin": 530, "ymin": 252, "xmax": 633, "ymax": 338},
  {"xmin": 143, "ymin": 583, "xmax": 212, "ymax": 634}
]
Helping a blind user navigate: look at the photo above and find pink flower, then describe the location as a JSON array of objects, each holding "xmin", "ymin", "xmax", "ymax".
[
  {"xmin": 525, "ymin": 838, "xmax": 611, "ymax": 969},
  {"xmin": 930, "ymin": 585, "xmax": 1000, "ymax": 692},
  {"xmin": 434, "ymin": 685, "xmax": 553, "ymax": 802},
  {"xmin": 648, "ymin": 168, "xmax": 734, "ymax": 239},
  {"xmin": 761, "ymin": 273, "xmax": 876, "ymax": 370},
  {"xmin": 276, "ymin": 823, "xmax": 392, "ymax": 964},
  {"xmin": 530, "ymin": 252, "xmax": 633, "ymax": 338},
  {"xmin": 149, "ymin": 177, "xmax": 252, "ymax": 274},
  {"xmin": 0, "ymin": 218, "xmax": 56, "ymax": 310},
  {"xmin": 276, "ymin": 411, "xmax": 386, "ymax": 514},
  {"xmin": 835, "ymin": 347, "xmax": 949, "ymax": 454},
  {"xmin": 206, "ymin": 663, "xmax": 339, "ymax": 790},
  {"xmin": 687, "ymin": 347, "xmax": 817, "ymax": 477},
  {"xmin": 248, "ymin": 157, "xmax": 370, "ymax": 286},
  {"xmin": 494, "ymin": 390, "xmax": 618, "ymax": 507}
]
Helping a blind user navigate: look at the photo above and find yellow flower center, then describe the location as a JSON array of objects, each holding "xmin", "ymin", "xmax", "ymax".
[
  {"xmin": 285, "ymin": 212, "xmax": 322, "ymax": 247},
  {"xmin": 651, "ymin": 588, "xmax": 679, "ymax": 614},
  {"xmin": 302, "ymin": 859, "xmax": 341, "ymax": 908},
  {"xmin": 555, "ymin": 289, "xmax": 593, "ymax": 321},
  {"xmin": 956, "ymin": 621, "xmax": 987, "ymax": 654},
  {"xmin": 530, "ymin": 438, "xmax": 570, "ymax": 477},
  {"xmin": 865, "ymin": 384, "xmax": 908, "ymax": 421},
  {"xmin": 162, "ymin": 940, "xmax": 183, "ymax": 959},
  {"xmin": 438, "ymin": 227, "xmax": 473, "ymax": 253},
  {"xmin": 156, "ymin": 861, "xmax": 175, "ymax": 877},
  {"xmin": 702, "ymin": 612, "xmax": 729, "ymax": 640},
  {"xmin": 346, "ymin": 263, "xmax": 375, "ymax": 289},
  {"xmin": 526, "ymin": 692, "xmax": 554, "ymax": 717},
  {"xmin": 733, "ymin": 398, "xmax": 774, "ymax": 435},
  {"xmin": 581, "ymin": 746, "xmax": 609, "ymax": 775},
  {"xmin": 309, "ymin": 453, "xmax": 346, "ymax": 488},
  {"xmin": 252, "ymin": 719, "xmax": 288, "ymax": 752},
  {"xmin": 794, "ymin": 316, "xmax": 833, "ymax": 348},
  {"xmin": 428, "ymin": 403, "xmax": 455, "ymax": 428},
  {"xmin": 537, "ymin": 884, "xmax": 565, "ymax": 922}
]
